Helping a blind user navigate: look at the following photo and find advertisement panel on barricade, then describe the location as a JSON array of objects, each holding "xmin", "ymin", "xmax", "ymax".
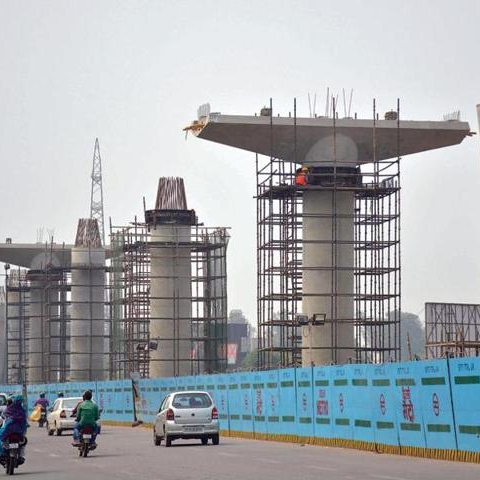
[
  {"xmin": 416, "ymin": 359, "xmax": 457, "ymax": 451},
  {"xmin": 226, "ymin": 373, "xmax": 242, "ymax": 432},
  {"xmin": 313, "ymin": 366, "xmax": 333, "ymax": 439},
  {"xmin": 278, "ymin": 368, "xmax": 296, "ymax": 437},
  {"xmin": 331, "ymin": 365, "xmax": 352, "ymax": 440},
  {"xmin": 137, "ymin": 378, "xmax": 160, "ymax": 424},
  {"xmin": 193, "ymin": 374, "xmax": 210, "ymax": 392},
  {"xmin": 449, "ymin": 356, "xmax": 480, "ymax": 452},
  {"xmin": 237, "ymin": 372, "xmax": 254, "ymax": 433},
  {"xmin": 295, "ymin": 367, "xmax": 314, "ymax": 439},
  {"xmin": 175, "ymin": 375, "xmax": 187, "ymax": 391},
  {"xmin": 350, "ymin": 364, "xmax": 374, "ymax": 443},
  {"xmin": 264, "ymin": 370, "xmax": 280, "ymax": 436},
  {"xmin": 251, "ymin": 372, "xmax": 268, "ymax": 435},
  {"xmin": 392, "ymin": 361, "xmax": 426, "ymax": 448},
  {"xmin": 110, "ymin": 379, "xmax": 134, "ymax": 423},
  {"xmin": 369, "ymin": 363, "xmax": 398, "ymax": 447}
]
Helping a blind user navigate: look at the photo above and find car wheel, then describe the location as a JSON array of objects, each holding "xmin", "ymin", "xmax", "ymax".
[
  {"xmin": 55, "ymin": 423, "xmax": 62, "ymax": 436},
  {"xmin": 201, "ymin": 437, "xmax": 208, "ymax": 445},
  {"xmin": 153, "ymin": 429, "xmax": 161, "ymax": 446},
  {"xmin": 47, "ymin": 422, "xmax": 54, "ymax": 436},
  {"xmin": 164, "ymin": 434, "xmax": 171, "ymax": 447},
  {"xmin": 212, "ymin": 434, "xmax": 219, "ymax": 445}
]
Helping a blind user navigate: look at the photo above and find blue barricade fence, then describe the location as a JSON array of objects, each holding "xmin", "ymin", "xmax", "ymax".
[{"xmin": 6, "ymin": 356, "xmax": 480, "ymax": 458}]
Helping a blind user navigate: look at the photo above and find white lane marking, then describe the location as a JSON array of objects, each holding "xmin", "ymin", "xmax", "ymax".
[
  {"xmin": 370, "ymin": 475, "xmax": 409, "ymax": 480},
  {"xmin": 307, "ymin": 465, "xmax": 337, "ymax": 471},
  {"xmin": 257, "ymin": 457, "xmax": 281, "ymax": 464},
  {"xmin": 49, "ymin": 453, "xmax": 60, "ymax": 457}
]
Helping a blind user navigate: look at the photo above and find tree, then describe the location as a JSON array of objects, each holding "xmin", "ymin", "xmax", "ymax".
[{"xmin": 400, "ymin": 312, "xmax": 425, "ymax": 360}]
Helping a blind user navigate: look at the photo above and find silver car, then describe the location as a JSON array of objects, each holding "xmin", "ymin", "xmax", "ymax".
[{"xmin": 153, "ymin": 391, "xmax": 219, "ymax": 447}]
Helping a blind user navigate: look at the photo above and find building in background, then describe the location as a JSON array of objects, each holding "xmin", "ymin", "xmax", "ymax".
[{"xmin": 227, "ymin": 309, "xmax": 253, "ymax": 369}]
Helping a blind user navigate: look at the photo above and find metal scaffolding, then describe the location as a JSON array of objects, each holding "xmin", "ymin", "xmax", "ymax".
[
  {"xmin": 425, "ymin": 302, "xmax": 480, "ymax": 358},
  {"xmin": 257, "ymin": 98, "xmax": 401, "ymax": 368},
  {"xmin": 109, "ymin": 218, "xmax": 229, "ymax": 379}
]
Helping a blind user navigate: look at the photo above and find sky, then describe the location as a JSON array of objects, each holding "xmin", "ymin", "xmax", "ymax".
[{"xmin": 0, "ymin": 0, "xmax": 480, "ymax": 324}]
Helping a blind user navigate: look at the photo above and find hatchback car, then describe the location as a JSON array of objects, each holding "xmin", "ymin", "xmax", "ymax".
[
  {"xmin": 46, "ymin": 397, "xmax": 83, "ymax": 436},
  {"xmin": 153, "ymin": 391, "xmax": 219, "ymax": 447}
]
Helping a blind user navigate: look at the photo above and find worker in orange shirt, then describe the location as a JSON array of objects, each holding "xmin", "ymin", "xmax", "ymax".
[{"xmin": 295, "ymin": 166, "xmax": 309, "ymax": 186}]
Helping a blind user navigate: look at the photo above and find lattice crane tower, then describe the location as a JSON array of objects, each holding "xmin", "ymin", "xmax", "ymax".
[{"xmin": 90, "ymin": 138, "xmax": 106, "ymax": 245}]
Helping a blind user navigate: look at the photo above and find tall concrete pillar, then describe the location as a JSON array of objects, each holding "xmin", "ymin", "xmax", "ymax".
[
  {"xmin": 70, "ymin": 219, "xmax": 106, "ymax": 381},
  {"xmin": 0, "ymin": 288, "xmax": 6, "ymax": 384},
  {"xmin": 147, "ymin": 177, "xmax": 195, "ymax": 378},
  {"xmin": 6, "ymin": 273, "xmax": 24, "ymax": 385},
  {"xmin": 301, "ymin": 189, "xmax": 355, "ymax": 366},
  {"xmin": 27, "ymin": 277, "xmax": 45, "ymax": 383}
]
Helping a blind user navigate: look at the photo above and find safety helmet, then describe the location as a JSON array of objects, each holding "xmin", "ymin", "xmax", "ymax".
[{"xmin": 39, "ymin": 392, "xmax": 46, "ymax": 398}]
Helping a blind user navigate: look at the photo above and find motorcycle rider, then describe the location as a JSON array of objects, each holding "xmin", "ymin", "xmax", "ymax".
[
  {"xmin": 34, "ymin": 392, "xmax": 49, "ymax": 411},
  {"xmin": 72, "ymin": 390, "xmax": 100, "ymax": 447},
  {"xmin": 0, "ymin": 396, "xmax": 27, "ymax": 465}
]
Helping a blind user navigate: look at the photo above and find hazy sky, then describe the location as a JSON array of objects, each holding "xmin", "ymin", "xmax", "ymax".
[{"xmin": 1, "ymin": 0, "xmax": 480, "ymax": 323}]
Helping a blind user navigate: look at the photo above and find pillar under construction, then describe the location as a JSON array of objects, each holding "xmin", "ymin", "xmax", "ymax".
[
  {"xmin": 146, "ymin": 177, "xmax": 196, "ymax": 378},
  {"xmin": 70, "ymin": 219, "xmax": 106, "ymax": 381},
  {"xmin": 186, "ymin": 106, "xmax": 472, "ymax": 366}
]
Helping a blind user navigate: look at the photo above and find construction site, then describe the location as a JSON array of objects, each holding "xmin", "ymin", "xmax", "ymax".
[{"xmin": 0, "ymin": 100, "xmax": 478, "ymax": 384}]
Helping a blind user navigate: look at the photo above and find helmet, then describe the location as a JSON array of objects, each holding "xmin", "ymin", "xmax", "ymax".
[
  {"xmin": 58, "ymin": 392, "xmax": 64, "ymax": 398},
  {"xmin": 39, "ymin": 392, "xmax": 45, "ymax": 398},
  {"xmin": 301, "ymin": 166, "xmax": 309, "ymax": 172}
]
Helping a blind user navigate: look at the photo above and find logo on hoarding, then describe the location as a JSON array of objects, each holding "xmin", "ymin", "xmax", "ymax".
[
  {"xmin": 256, "ymin": 389, "xmax": 263, "ymax": 415},
  {"xmin": 402, "ymin": 386, "xmax": 415, "ymax": 422},
  {"xmin": 339, "ymin": 393, "xmax": 344, "ymax": 413},
  {"xmin": 380, "ymin": 393, "xmax": 386, "ymax": 415},
  {"xmin": 271, "ymin": 394, "xmax": 276, "ymax": 413},
  {"xmin": 244, "ymin": 393, "xmax": 249, "ymax": 410},
  {"xmin": 302, "ymin": 393, "xmax": 308, "ymax": 412},
  {"xmin": 432, "ymin": 393, "xmax": 440, "ymax": 416},
  {"xmin": 316, "ymin": 390, "xmax": 328, "ymax": 416}
]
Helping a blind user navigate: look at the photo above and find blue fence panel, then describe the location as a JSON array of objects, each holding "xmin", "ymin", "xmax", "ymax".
[
  {"xmin": 138, "ymin": 378, "xmax": 161, "ymax": 424},
  {"xmin": 212, "ymin": 374, "xmax": 229, "ymax": 430},
  {"xmin": 278, "ymin": 368, "xmax": 297, "ymax": 436},
  {"xmin": 252, "ymin": 372, "xmax": 268, "ymax": 434},
  {"xmin": 369, "ymin": 363, "xmax": 398, "ymax": 447},
  {"xmin": 295, "ymin": 368, "xmax": 314, "ymax": 438},
  {"xmin": 350, "ymin": 364, "xmax": 374, "ymax": 443},
  {"xmin": 237, "ymin": 372, "xmax": 254, "ymax": 433},
  {"xmin": 175, "ymin": 375, "xmax": 188, "ymax": 391},
  {"xmin": 313, "ymin": 366, "xmax": 333, "ymax": 439},
  {"xmin": 265, "ymin": 370, "xmax": 281, "ymax": 435},
  {"xmin": 449, "ymin": 356, "xmax": 480, "ymax": 452},
  {"xmin": 96, "ymin": 380, "xmax": 116, "ymax": 421},
  {"xmin": 331, "ymin": 365, "xmax": 353, "ymax": 440},
  {"xmin": 392, "ymin": 361, "xmax": 426, "ymax": 448},
  {"xmin": 193, "ymin": 375, "xmax": 210, "ymax": 392},
  {"xmin": 416, "ymin": 359, "xmax": 457, "ymax": 450},
  {"xmin": 227, "ymin": 373, "xmax": 242, "ymax": 431}
]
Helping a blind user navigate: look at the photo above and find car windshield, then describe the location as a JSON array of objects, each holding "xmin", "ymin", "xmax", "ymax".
[
  {"xmin": 62, "ymin": 398, "xmax": 82, "ymax": 409},
  {"xmin": 172, "ymin": 393, "xmax": 212, "ymax": 409}
]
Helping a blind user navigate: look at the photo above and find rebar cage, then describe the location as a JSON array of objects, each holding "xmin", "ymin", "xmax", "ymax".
[{"xmin": 257, "ymin": 99, "xmax": 401, "ymax": 369}]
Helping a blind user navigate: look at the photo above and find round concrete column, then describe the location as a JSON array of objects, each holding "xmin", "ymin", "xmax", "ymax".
[
  {"xmin": 301, "ymin": 189, "xmax": 355, "ymax": 366},
  {"xmin": 149, "ymin": 224, "xmax": 192, "ymax": 378},
  {"xmin": 70, "ymin": 248, "xmax": 105, "ymax": 381},
  {"xmin": 28, "ymin": 279, "xmax": 45, "ymax": 383}
]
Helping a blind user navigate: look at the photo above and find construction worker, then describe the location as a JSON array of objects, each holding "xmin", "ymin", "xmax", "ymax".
[{"xmin": 295, "ymin": 166, "xmax": 309, "ymax": 186}]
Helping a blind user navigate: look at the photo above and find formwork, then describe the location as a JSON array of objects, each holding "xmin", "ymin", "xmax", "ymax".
[
  {"xmin": 109, "ymin": 218, "xmax": 229, "ymax": 379},
  {"xmin": 257, "ymin": 99, "xmax": 401, "ymax": 368}
]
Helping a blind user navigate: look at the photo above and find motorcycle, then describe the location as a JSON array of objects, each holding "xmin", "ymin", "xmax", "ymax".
[
  {"xmin": 38, "ymin": 409, "xmax": 47, "ymax": 428},
  {"xmin": 75, "ymin": 426, "xmax": 97, "ymax": 458},
  {"xmin": 0, "ymin": 433, "xmax": 26, "ymax": 476}
]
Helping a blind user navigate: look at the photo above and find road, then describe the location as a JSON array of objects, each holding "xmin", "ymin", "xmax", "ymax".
[{"xmin": 10, "ymin": 425, "xmax": 480, "ymax": 479}]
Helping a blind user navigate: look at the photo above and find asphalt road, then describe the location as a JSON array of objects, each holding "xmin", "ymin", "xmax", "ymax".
[{"xmin": 8, "ymin": 425, "xmax": 480, "ymax": 479}]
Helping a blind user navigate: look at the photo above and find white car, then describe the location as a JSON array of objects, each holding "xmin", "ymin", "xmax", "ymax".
[
  {"xmin": 46, "ymin": 397, "xmax": 82, "ymax": 436},
  {"xmin": 153, "ymin": 391, "xmax": 219, "ymax": 447},
  {"xmin": 0, "ymin": 393, "xmax": 8, "ymax": 427}
]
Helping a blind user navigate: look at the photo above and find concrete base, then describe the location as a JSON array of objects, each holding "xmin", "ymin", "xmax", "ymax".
[{"xmin": 301, "ymin": 189, "xmax": 355, "ymax": 366}]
